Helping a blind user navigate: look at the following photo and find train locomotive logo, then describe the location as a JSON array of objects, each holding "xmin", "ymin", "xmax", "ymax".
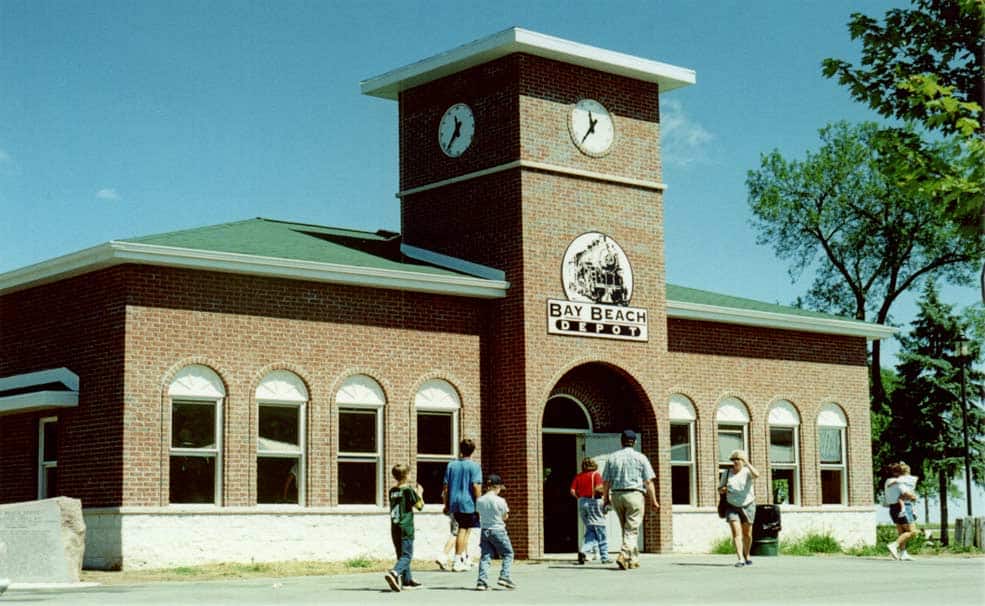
[
  {"xmin": 562, "ymin": 232, "xmax": 633, "ymax": 305},
  {"xmin": 548, "ymin": 232, "xmax": 648, "ymax": 342}
]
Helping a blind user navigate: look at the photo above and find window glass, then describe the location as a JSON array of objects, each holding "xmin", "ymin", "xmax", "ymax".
[
  {"xmin": 257, "ymin": 458, "xmax": 299, "ymax": 504},
  {"xmin": 417, "ymin": 460, "xmax": 448, "ymax": 505},
  {"xmin": 339, "ymin": 411, "xmax": 377, "ymax": 453},
  {"xmin": 417, "ymin": 413, "xmax": 453, "ymax": 456},
  {"xmin": 42, "ymin": 422, "xmax": 58, "ymax": 462},
  {"xmin": 718, "ymin": 425, "xmax": 744, "ymax": 462},
  {"xmin": 670, "ymin": 423, "xmax": 691, "ymax": 462},
  {"xmin": 258, "ymin": 406, "xmax": 299, "ymax": 450},
  {"xmin": 172, "ymin": 402, "xmax": 216, "ymax": 449},
  {"xmin": 542, "ymin": 397, "xmax": 589, "ymax": 429},
  {"xmin": 670, "ymin": 466, "xmax": 691, "ymax": 505},
  {"xmin": 770, "ymin": 427, "xmax": 795, "ymax": 464},
  {"xmin": 42, "ymin": 467, "xmax": 58, "ymax": 498},
  {"xmin": 821, "ymin": 469, "xmax": 843, "ymax": 504},
  {"xmin": 819, "ymin": 428, "xmax": 843, "ymax": 464},
  {"xmin": 772, "ymin": 468, "xmax": 795, "ymax": 504},
  {"xmin": 169, "ymin": 456, "xmax": 216, "ymax": 503},
  {"xmin": 338, "ymin": 461, "xmax": 377, "ymax": 504}
]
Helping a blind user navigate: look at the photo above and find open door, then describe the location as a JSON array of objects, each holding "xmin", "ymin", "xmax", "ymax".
[{"xmin": 582, "ymin": 433, "xmax": 644, "ymax": 554}]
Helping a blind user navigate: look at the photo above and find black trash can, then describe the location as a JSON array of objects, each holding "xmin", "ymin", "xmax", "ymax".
[{"xmin": 750, "ymin": 504, "xmax": 781, "ymax": 556}]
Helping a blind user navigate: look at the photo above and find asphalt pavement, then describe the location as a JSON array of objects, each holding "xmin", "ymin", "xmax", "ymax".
[{"xmin": 2, "ymin": 554, "xmax": 983, "ymax": 606}]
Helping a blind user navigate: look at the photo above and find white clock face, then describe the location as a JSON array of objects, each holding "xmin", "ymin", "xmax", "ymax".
[
  {"xmin": 569, "ymin": 99, "xmax": 614, "ymax": 156},
  {"xmin": 438, "ymin": 103, "xmax": 475, "ymax": 158}
]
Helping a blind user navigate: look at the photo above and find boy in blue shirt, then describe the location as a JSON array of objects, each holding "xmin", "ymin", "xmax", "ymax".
[{"xmin": 442, "ymin": 438, "xmax": 482, "ymax": 571}]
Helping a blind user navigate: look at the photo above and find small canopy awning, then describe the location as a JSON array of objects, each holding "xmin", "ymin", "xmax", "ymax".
[{"xmin": 0, "ymin": 368, "xmax": 79, "ymax": 415}]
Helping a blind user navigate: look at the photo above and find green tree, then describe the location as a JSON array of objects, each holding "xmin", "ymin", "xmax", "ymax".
[
  {"xmin": 882, "ymin": 282, "xmax": 985, "ymax": 541},
  {"xmin": 747, "ymin": 121, "xmax": 983, "ymax": 405},
  {"xmin": 822, "ymin": 0, "xmax": 985, "ymax": 292},
  {"xmin": 821, "ymin": 0, "xmax": 984, "ymax": 136}
]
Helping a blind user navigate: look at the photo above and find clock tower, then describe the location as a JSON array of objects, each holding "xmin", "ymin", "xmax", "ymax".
[{"xmin": 362, "ymin": 28, "xmax": 694, "ymax": 557}]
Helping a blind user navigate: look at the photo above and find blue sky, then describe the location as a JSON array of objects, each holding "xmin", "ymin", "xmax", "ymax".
[{"xmin": 0, "ymin": 0, "xmax": 979, "ymax": 361}]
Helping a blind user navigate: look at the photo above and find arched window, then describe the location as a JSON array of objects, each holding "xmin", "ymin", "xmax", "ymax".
[
  {"xmin": 256, "ymin": 371, "xmax": 307, "ymax": 506},
  {"xmin": 415, "ymin": 379, "xmax": 461, "ymax": 505},
  {"xmin": 336, "ymin": 375, "xmax": 385, "ymax": 506},
  {"xmin": 669, "ymin": 394, "xmax": 696, "ymax": 506},
  {"xmin": 168, "ymin": 365, "xmax": 224, "ymax": 505},
  {"xmin": 716, "ymin": 397, "xmax": 750, "ymax": 473},
  {"xmin": 768, "ymin": 400, "xmax": 800, "ymax": 505},
  {"xmin": 818, "ymin": 403, "xmax": 848, "ymax": 505}
]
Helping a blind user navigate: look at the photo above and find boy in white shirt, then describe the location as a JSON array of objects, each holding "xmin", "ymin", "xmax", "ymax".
[{"xmin": 474, "ymin": 474, "xmax": 516, "ymax": 591}]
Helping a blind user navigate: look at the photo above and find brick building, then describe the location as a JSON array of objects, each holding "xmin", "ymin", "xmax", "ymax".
[{"xmin": 0, "ymin": 29, "xmax": 893, "ymax": 569}]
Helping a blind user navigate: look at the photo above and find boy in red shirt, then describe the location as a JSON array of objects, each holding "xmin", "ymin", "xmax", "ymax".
[{"xmin": 569, "ymin": 458, "xmax": 610, "ymax": 565}]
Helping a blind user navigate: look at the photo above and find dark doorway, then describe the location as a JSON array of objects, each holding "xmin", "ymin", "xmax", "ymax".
[{"xmin": 542, "ymin": 433, "xmax": 578, "ymax": 553}]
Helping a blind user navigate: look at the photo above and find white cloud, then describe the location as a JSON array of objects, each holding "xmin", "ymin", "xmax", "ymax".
[
  {"xmin": 661, "ymin": 98, "xmax": 714, "ymax": 168},
  {"xmin": 96, "ymin": 188, "xmax": 121, "ymax": 201}
]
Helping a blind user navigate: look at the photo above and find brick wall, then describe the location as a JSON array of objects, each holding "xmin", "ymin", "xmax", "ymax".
[
  {"xmin": 665, "ymin": 318, "xmax": 873, "ymax": 509},
  {"xmin": 120, "ymin": 265, "xmax": 485, "ymax": 507},
  {"xmin": 0, "ymin": 270, "xmax": 128, "ymax": 506}
]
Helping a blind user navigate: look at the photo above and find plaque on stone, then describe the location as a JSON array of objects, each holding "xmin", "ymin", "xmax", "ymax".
[{"xmin": 0, "ymin": 497, "xmax": 85, "ymax": 583}]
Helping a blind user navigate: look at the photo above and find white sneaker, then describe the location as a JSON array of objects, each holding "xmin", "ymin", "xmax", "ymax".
[
  {"xmin": 900, "ymin": 551, "xmax": 913, "ymax": 561},
  {"xmin": 452, "ymin": 558, "xmax": 468, "ymax": 572},
  {"xmin": 887, "ymin": 542, "xmax": 899, "ymax": 560}
]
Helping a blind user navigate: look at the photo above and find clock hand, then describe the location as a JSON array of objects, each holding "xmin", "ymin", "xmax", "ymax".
[
  {"xmin": 446, "ymin": 116, "xmax": 462, "ymax": 151},
  {"xmin": 581, "ymin": 111, "xmax": 599, "ymax": 144}
]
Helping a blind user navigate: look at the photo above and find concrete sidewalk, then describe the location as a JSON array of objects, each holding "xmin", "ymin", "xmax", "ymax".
[{"xmin": 2, "ymin": 554, "xmax": 983, "ymax": 606}]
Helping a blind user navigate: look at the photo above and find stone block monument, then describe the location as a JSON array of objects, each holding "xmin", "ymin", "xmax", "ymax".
[{"xmin": 0, "ymin": 497, "xmax": 86, "ymax": 583}]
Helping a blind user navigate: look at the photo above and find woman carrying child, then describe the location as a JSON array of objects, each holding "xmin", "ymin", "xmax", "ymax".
[{"xmin": 885, "ymin": 462, "xmax": 918, "ymax": 561}]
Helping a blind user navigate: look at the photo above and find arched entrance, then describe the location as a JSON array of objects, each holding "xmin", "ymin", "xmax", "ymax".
[
  {"xmin": 541, "ymin": 395, "xmax": 591, "ymax": 553},
  {"xmin": 540, "ymin": 362, "xmax": 657, "ymax": 556}
]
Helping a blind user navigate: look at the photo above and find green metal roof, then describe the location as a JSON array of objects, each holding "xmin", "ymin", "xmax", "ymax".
[
  {"xmin": 665, "ymin": 283, "xmax": 873, "ymax": 328},
  {"xmin": 122, "ymin": 217, "xmax": 464, "ymax": 278}
]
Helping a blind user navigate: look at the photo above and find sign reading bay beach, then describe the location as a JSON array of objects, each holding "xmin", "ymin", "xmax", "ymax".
[{"xmin": 547, "ymin": 232, "xmax": 648, "ymax": 342}]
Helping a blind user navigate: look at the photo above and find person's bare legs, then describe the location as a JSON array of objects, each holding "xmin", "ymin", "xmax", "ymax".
[
  {"xmin": 741, "ymin": 522, "xmax": 753, "ymax": 561},
  {"xmin": 729, "ymin": 519, "xmax": 744, "ymax": 562}
]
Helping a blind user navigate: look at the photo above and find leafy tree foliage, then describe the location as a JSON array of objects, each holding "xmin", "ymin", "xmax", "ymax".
[
  {"xmin": 821, "ymin": 0, "xmax": 984, "ymax": 136},
  {"xmin": 880, "ymin": 282, "xmax": 984, "ymax": 530},
  {"xmin": 747, "ymin": 121, "xmax": 983, "ymax": 404},
  {"xmin": 822, "ymin": 0, "xmax": 985, "ymax": 292}
]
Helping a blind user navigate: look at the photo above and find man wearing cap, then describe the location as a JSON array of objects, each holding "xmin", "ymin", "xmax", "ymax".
[{"xmin": 601, "ymin": 429, "xmax": 658, "ymax": 570}]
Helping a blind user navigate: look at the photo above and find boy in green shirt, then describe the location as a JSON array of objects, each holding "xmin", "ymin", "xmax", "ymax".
[{"xmin": 385, "ymin": 464, "xmax": 424, "ymax": 592}]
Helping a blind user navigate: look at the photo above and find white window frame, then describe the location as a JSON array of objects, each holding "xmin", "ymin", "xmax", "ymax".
[
  {"xmin": 716, "ymin": 397, "xmax": 750, "ymax": 473},
  {"xmin": 38, "ymin": 416, "xmax": 58, "ymax": 499},
  {"xmin": 415, "ymin": 380, "xmax": 461, "ymax": 508},
  {"xmin": 168, "ymin": 365, "xmax": 224, "ymax": 507},
  {"xmin": 669, "ymin": 394, "xmax": 696, "ymax": 507},
  {"xmin": 256, "ymin": 371, "xmax": 308, "ymax": 507},
  {"xmin": 767, "ymin": 400, "xmax": 801, "ymax": 507},
  {"xmin": 818, "ymin": 403, "xmax": 848, "ymax": 506},
  {"xmin": 336, "ymin": 375, "xmax": 385, "ymax": 508}
]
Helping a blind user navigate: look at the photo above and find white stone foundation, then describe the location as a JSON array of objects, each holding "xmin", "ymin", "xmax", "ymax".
[
  {"xmin": 671, "ymin": 506, "xmax": 876, "ymax": 553},
  {"xmin": 83, "ymin": 507, "xmax": 477, "ymax": 570}
]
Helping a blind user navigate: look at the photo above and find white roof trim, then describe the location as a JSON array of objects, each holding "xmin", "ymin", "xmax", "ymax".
[
  {"xmin": 666, "ymin": 299, "xmax": 896, "ymax": 340},
  {"xmin": 0, "ymin": 367, "xmax": 79, "ymax": 415},
  {"xmin": 0, "ymin": 240, "xmax": 510, "ymax": 300},
  {"xmin": 361, "ymin": 27, "xmax": 695, "ymax": 100}
]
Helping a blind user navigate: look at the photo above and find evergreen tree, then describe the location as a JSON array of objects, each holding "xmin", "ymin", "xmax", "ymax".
[{"xmin": 883, "ymin": 282, "xmax": 984, "ymax": 542}]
